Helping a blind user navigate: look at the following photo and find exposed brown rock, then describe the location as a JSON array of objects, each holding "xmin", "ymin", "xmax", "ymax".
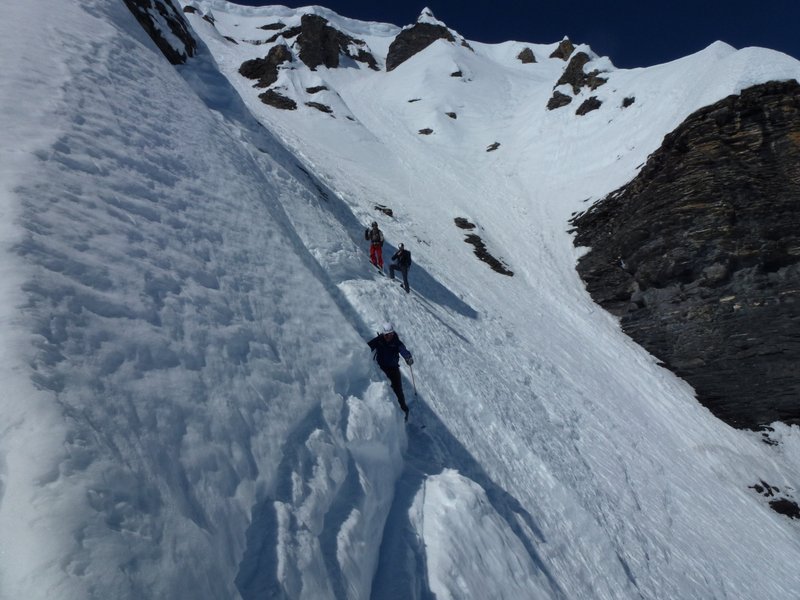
[
  {"xmin": 258, "ymin": 89, "xmax": 297, "ymax": 110},
  {"xmin": 555, "ymin": 52, "xmax": 607, "ymax": 94},
  {"xmin": 296, "ymin": 14, "xmax": 378, "ymax": 71},
  {"xmin": 239, "ymin": 44, "xmax": 292, "ymax": 88},
  {"xmin": 570, "ymin": 80, "xmax": 800, "ymax": 429},
  {"xmin": 549, "ymin": 38, "xmax": 575, "ymax": 60},
  {"xmin": 464, "ymin": 234, "xmax": 514, "ymax": 276},
  {"xmin": 124, "ymin": 0, "xmax": 196, "ymax": 65},
  {"xmin": 259, "ymin": 22, "xmax": 285, "ymax": 30},
  {"xmin": 386, "ymin": 22, "xmax": 456, "ymax": 71},
  {"xmin": 266, "ymin": 26, "xmax": 301, "ymax": 44},
  {"xmin": 305, "ymin": 101, "xmax": 333, "ymax": 114},
  {"xmin": 576, "ymin": 96, "xmax": 602, "ymax": 115},
  {"xmin": 546, "ymin": 90, "xmax": 573, "ymax": 110},
  {"xmin": 517, "ymin": 47, "xmax": 536, "ymax": 64},
  {"xmin": 454, "ymin": 217, "xmax": 476, "ymax": 230}
]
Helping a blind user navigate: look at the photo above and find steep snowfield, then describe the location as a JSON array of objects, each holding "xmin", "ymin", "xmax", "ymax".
[{"xmin": 1, "ymin": 0, "xmax": 800, "ymax": 599}]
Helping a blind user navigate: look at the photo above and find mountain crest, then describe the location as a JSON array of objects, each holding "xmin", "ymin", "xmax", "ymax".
[
  {"xmin": 386, "ymin": 8, "xmax": 472, "ymax": 71},
  {"xmin": 417, "ymin": 7, "xmax": 445, "ymax": 26}
]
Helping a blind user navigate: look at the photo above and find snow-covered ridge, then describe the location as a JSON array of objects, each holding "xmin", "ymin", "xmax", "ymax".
[{"xmin": 2, "ymin": 0, "xmax": 800, "ymax": 598}]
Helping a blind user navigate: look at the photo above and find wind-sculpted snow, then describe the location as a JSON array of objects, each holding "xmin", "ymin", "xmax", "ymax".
[{"xmin": 0, "ymin": 2, "xmax": 404, "ymax": 598}]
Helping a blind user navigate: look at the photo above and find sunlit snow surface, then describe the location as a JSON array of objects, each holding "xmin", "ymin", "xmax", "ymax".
[{"xmin": 1, "ymin": 1, "xmax": 800, "ymax": 598}]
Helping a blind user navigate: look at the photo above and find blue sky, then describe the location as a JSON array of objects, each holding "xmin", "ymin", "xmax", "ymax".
[{"xmin": 227, "ymin": 0, "xmax": 800, "ymax": 68}]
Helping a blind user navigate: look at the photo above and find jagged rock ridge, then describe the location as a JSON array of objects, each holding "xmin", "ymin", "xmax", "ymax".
[
  {"xmin": 386, "ymin": 8, "xmax": 471, "ymax": 72},
  {"xmin": 125, "ymin": 0, "xmax": 196, "ymax": 64},
  {"xmin": 571, "ymin": 80, "xmax": 800, "ymax": 429},
  {"xmin": 295, "ymin": 14, "xmax": 378, "ymax": 71}
]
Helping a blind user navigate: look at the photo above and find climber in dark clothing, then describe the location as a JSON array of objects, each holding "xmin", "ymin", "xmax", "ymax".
[
  {"xmin": 389, "ymin": 243, "xmax": 412, "ymax": 293},
  {"xmin": 367, "ymin": 322, "xmax": 414, "ymax": 421}
]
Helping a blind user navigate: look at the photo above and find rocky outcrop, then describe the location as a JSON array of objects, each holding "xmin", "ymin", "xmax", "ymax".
[
  {"xmin": 622, "ymin": 96, "xmax": 636, "ymax": 108},
  {"xmin": 387, "ymin": 23, "xmax": 455, "ymax": 71},
  {"xmin": 546, "ymin": 90, "xmax": 572, "ymax": 110},
  {"xmin": 570, "ymin": 80, "xmax": 800, "ymax": 429},
  {"xmin": 124, "ymin": 0, "xmax": 196, "ymax": 65},
  {"xmin": 517, "ymin": 48, "xmax": 536, "ymax": 64},
  {"xmin": 238, "ymin": 45, "xmax": 292, "ymax": 87},
  {"xmin": 258, "ymin": 89, "xmax": 297, "ymax": 110},
  {"xmin": 305, "ymin": 101, "xmax": 332, "ymax": 114},
  {"xmin": 555, "ymin": 52, "xmax": 607, "ymax": 94},
  {"xmin": 386, "ymin": 10, "xmax": 471, "ymax": 72},
  {"xmin": 454, "ymin": 219, "xmax": 514, "ymax": 276},
  {"xmin": 576, "ymin": 96, "xmax": 602, "ymax": 115},
  {"xmin": 549, "ymin": 38, "xmax": 575, "ymax": 60},
  {"xmin": 259, "ymin": 22, "xmax": 285, "ymax": 31},
  {"xmin": 296, "ymin": 14, "xmax": 378, "ymax": 71}
]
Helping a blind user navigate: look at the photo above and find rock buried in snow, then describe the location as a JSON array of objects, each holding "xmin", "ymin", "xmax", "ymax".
[
  {"xmin": 258, "ymin": 89, "xmax": 297, "ymax": 110},
  {"xmin": 549, "ymin": 37, "xmax": 575, "ymax": 60},
  {"xmin": 238, "ymin": 44, "xmax": 292, "ymax": 88},
  {"xmin": 486, "ymin": 142, "xmax": 500, "ymax": 152},
  {"xmin": 464, "ymin": 234, "xmax": 513, "ymax": 276},
  {"xmin": 576, "ymin": 97, "xmax": 602, "ymax": 115},
  {"xmin": 555, "ymin": 52, "xmax": 608, "ymax": 94},
  {"xmin": 305, "ymin": 101, "xmax": 333, "ymax": 114},
  {"xmin": 418, "ymin": 128, "xmax": 433, "ymax": 135},
  {"xmin": 517, "ymin": 47, "xmax": 536, "ymax": 64},
  {"xmin": 546, "ymin": 90, "xmax": 572, "ymax": 110}
]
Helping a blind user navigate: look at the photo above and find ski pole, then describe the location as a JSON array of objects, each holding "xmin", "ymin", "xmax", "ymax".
[{"xmin": 409, "ymin": 363, "xmax": 417, "ymax": 397}]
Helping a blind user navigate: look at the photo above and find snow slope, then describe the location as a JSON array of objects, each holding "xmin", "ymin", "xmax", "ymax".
[{"xmin": 2, "ymin": 0, "xmax": 800, "ymax": 599}]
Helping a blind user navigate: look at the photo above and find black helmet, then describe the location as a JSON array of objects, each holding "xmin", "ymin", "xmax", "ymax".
[{"xmin": 371, "ymin": 221, "xmax": 378, "ymax": 227}]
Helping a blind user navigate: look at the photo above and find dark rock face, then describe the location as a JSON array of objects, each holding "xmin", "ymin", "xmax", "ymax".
[
  {"xmin": 124, "ymin": 0, "xmax": 196, "ymax": 65},
  {"xmin": 454, "ymin": 219, "xmax": 513, "ymax": 276},
  {"xmin": 547, "ymin": 90, "xmax": 573, "ymax": 110},
  {"xmin": 259, "ymin": 22, "xmax": 286, "ymax": 31},
  {"xmin": 622, "ymin": 96, "xmax": 636, "ymax": 108},
  {"xmin": 555, "ymin": 52, "xmax": 607, "ymax": 95},
  {"xmin": 306, "ymin": 85, "xmax": 328, "ymax": 94},
  {"xmin": 265, "ymin": 26, "xmax": 301, "ymax": 44},
  {"xmin": 570, "ymin": 80, "xmax": 800, "ymax": 429},
  {"xmin": 576, "ymin": 96, "xmax": 602, "ymax": 115},
  {"xmin": 296, "ymin": 14, "xmax": 378, "ymax": 71},
  {"xmin": 549, "ymin": 38, "xmax": 575, "ymax": 60},
  {"xmin": 750, "ymin": 480, "xmax": 800, "ymax": 519},
  {"xmin": 258, "ymin": 89, "xmax": 297, "ymax": 110},
  {"xmin": 386, "ymin": 22, "xmax": 456, "ymax": 71},
  {"xmin": 517, "ymin": 48, "xmax": 536, "ymax": 64},
  {"xmin": 305, "ymin": 101, "xmax": 332, "ymax": 114},
  {"xmin": 239, "ymin": 45, "xmax": 292, "ymax": 88}
]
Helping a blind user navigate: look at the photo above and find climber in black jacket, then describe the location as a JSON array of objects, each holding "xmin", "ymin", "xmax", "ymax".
[{"xmin": 367, "ymin": 322, "xmax": 414, "ymax": 421}]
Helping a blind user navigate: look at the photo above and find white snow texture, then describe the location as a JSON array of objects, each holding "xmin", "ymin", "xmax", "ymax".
[{"xmin": 1, "ymin": 1, "xmax": 800, "ymax": 599}]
